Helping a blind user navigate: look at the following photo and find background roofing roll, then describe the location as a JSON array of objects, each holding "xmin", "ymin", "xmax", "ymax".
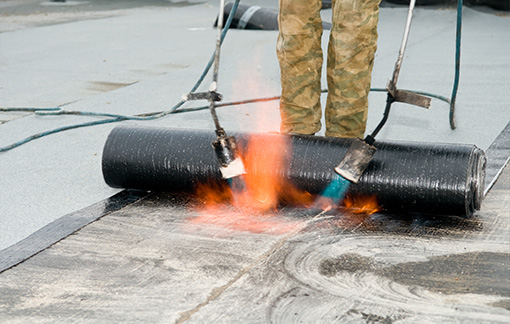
[
  {"xmin": 102, "ymin": 126, "xmax": 486, "ymax": 217},
  {"xmin": 215, "ymin": 2, "xmax": 332, "ymax": 30}
]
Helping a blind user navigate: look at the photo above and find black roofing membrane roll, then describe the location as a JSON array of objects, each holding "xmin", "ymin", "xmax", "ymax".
[{"xmin": 102, "ymin": 126, "xmax": 486, "ymax": 217}]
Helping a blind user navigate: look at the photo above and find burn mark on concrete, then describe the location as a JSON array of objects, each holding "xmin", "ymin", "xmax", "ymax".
[
  {"xmin": 87, "ymin": 81, "xmax": 137, "ymax": 92},
  {"xmin": 489, "ymin": 299, "xmax": 510, "ymax": 311},
  {"xmin": 347, "ymin": 309, "xmax": 402, "ymax": 324},
  {"xmin": 166, "ymin": 1, "xmax": 205, "ymax": 8},
  {"xmin": 368, "ymin": 212, "xmax": 484, "ymax": 237},
  {"xmin": 161, "ymin": 63, "xmax": 189, "ymax": 70},
  {"xmin": 320, "ymin": 252, "xmax": 510, "ymax": 298},
  {"xmin": 380, "ymin": 252, "xmax": 510, "ymax": 297},
  {"xmin": 319, "ymin": 253, "xmax": 376, "ymax": 276}
]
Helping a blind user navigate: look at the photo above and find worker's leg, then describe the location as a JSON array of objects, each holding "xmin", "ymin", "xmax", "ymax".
[
  {"xmin": 325, "ymin": 0, "xmax": 380, "ymax": 138},
  {"xmin": 277, "ymin": 0, "xmax": 323, "ymax": 135}
]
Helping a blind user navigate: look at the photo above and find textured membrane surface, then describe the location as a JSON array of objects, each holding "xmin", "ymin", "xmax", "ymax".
[{"xmin": 102, "ymin": 126, "xmax": 486, "ymax": 216}]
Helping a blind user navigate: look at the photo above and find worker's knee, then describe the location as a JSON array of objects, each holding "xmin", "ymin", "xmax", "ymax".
[
  {"xmin": 280, "ymin": 102, "xmax": 322, "ymax": 135},
  {"xmin": 325, "ymin": 104, "xmax": 368, "ymax": 138}
]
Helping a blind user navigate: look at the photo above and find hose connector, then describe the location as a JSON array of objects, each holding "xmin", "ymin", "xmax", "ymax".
[{"xmin": 212, "ymin": 129, "xmax": 246, "ymax": 179}]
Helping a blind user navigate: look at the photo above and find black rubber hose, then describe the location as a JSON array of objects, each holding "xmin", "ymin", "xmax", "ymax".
[{"xmin": 102, "ymin": 126, "xmax": 486, "ymax": 217}]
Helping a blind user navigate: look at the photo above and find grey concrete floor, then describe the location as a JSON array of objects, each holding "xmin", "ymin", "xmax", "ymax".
[{"xmin": 0, "ymin": 0, "xmax": 509, "ymax": 254}]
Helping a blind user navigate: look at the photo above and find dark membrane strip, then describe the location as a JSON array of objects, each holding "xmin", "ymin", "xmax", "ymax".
[
  {"xmin": 484, "ymin": 121, "xmax": 510, "ymax": 195},
  {"xmin": 0, "ymin": 190, "xmax": 149, "ymax": 273}
]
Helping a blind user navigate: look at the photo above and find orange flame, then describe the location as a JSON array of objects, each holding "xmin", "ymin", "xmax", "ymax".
[
  {"xmin": 189, "ymin": 133, "xmax": 313, "ymax": 234},
  {"xmin": 343, "ymin": 195, "xmax": 381, "ymax": 215},
  {"xmin": 317, "ymin": 195, "xmax": 381, "ymax": 231},
  {"xmin": 195, "ymin": 134, "xmax": 314, "ymax": 213},
  {"xmin": 190, "ymin": 138, "xmax": 382, "ymax": 234},
  {"xmin": 237, "ymin": 134, "xmax": 313, "ymax": 211},
  {"xmin": 194, "ymin": 181, "xmax": 232, "ymax": 207}
]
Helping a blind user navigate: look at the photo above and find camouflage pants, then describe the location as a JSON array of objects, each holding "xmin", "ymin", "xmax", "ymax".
[{"xmin": 277, "ymin": 0, "xmax": 380, "ymax": 138}]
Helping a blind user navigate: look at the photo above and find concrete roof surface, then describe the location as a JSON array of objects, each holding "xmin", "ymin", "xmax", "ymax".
[{"xmin": 0, "ymin": 0, "xmax": 508, "ymax": 262}]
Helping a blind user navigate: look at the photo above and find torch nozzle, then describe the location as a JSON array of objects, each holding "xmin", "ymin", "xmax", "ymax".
[
  {"xmin": 212, "ymin": 130, "xmax": 246, "ymax": 179},
  {"xmin": 334, "ymin": 136, "xmax": 377, "ymax": 184}
]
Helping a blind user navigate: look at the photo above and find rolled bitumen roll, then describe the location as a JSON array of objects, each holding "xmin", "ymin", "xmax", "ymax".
[
  {"xmin": 102, "ymin": 126, "xmax": 486, "ymax": 217},
  {"xmin": 216, "ymin": 2, "xmax": 332, "ymax": 30}
]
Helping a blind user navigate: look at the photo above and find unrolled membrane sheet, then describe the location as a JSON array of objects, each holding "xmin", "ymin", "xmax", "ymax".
[{"xmin": 102, "ymin": 126, "xmax": 486, "ymax": 217}]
